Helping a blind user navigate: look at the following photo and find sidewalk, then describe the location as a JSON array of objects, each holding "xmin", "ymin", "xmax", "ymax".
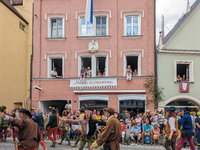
[{"xmin": 0, "ymin": 138, "xmax": 193, "ymax": 150}]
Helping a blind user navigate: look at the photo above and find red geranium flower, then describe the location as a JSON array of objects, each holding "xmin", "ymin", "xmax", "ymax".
[{"xmin": 3, "ymin": 106, "xmax": 6, "ymax": 109}]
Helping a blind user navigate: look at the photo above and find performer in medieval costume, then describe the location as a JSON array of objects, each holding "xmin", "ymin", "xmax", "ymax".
[
  {"xmin": 59, "ymin": 109, "xmax": 106, "ymax": 150},
  {"xmin": 0, "ymin": 109, "xmax": 40, "ymax": 150},
  {"xmin": 176, "ymin": 107, "xmax": 196, "ymax": 150},
  {"xmin": 33, "ymin": 108, "xmax": 48, "ymax": 150},
  {"xmin": 0, "ymin": 106, "xmax": 8, "ymax": 142},
  {"xmin": 90, "ymin": 107, "xmax": 121, "ymax": 150},
  {"xmin": 164, "ymin": 107, "xmax": 179, "ymax": 150},
  {"xmin": 195, "ymin": 111, "xmax": 200, "ymax": 150},
  {"xmin": 71, "ymin": 107, "xmax": 85, "ymax": 147},
  {"xmin": 58, "ymin": 110, "xmax": 71, "ymax": 146},
  {"xmin": 46, "ymin": 108, "xmax": 58, "ymax": 147}
]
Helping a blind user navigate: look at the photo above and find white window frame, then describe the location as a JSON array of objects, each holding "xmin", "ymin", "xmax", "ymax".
[
  {"xmin": 78, "ymin": 54, "xmax": 108, "ymax": 77},
  {"xmin": 78, "ymin": 16, "xmax": 92, "ymax": 36},
  {"xmin": 124, "ymin": 14, "xmax": 141, "ymax": 36},
  {"xmin": 123, "ymin": 53, "xmax": 141, "ymax": 76},
  {"xmin": 48, "ymin": 16, "xmax": 65, "ymax": 38},
  {"xmin": 78, "ymin": 15, "xmax": 109, "ymax": 36},
  {"xmin": 47, "ymin": 56, "xmax": 64, "ymax": 78},
  {"xmin": 174, "ymin": 60, "xmax": 194, "ymax": 82}
]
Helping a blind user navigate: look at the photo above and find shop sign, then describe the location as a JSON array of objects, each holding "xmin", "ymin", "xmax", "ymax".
[{"xmin": 70, "ymin": 78, "xmax": 117, "ymax": 89}]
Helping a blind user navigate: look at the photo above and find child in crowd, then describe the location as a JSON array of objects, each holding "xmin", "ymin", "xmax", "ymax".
[
  {"xmin": 126, "ymin": 65, "xmax": 132, "ymax": 80},
  {"xmin": 120, "ymin": 119, "xmax": 126, "ymax": 144},
  {"xmin": 86, "ymin": 67, "xmax": 92, "ymax": 77},
  {"xmin": 153, "ymin": 124, "xmax": 160, "ymax": 145},
  {"xmin": 125, "ymin": 114, "xmax": 131, "ymax": 129}
]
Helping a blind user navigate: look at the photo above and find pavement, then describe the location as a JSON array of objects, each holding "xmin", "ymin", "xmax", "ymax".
[{"xmin": 0, "ymin": 138, "xmax": 194, "ymax": 150}]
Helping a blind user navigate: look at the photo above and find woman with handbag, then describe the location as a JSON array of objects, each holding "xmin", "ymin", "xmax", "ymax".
[
  {"xmin": 164, "ymin": 107, "xmax": 179, "ymax": 150},
  {"xmin": 177, "ymin": 107, "xmax": 196, "ymax": 150}
]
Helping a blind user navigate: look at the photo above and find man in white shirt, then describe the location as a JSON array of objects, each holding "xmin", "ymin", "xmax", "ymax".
[
  {"xmin": 65, "ymin": 100, "xmax": 71, "ymax": 114},
  {"xmin": 51, "ymin": 67, "xmax": 63, "ymax": 78}
]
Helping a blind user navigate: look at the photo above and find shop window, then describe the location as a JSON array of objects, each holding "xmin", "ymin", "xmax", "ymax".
[
  {"xmin": 96, "ymin": 57, "xmax": 106, "ymax": 76},
  {"xmin": 126, "ymin": 56, "xmax": 138, "ymax": 75},
  {"xmin": 119, "ymin": 100, "xmax": 145, "ymax": 115},
  {"xmin": 80, "ymin": 100, "xmax": 108, "ymax": 112}
]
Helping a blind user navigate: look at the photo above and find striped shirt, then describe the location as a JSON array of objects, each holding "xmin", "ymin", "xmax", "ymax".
[{"xmin": 159, "ymin": 114, "xmax": 165, "ymax": 124}]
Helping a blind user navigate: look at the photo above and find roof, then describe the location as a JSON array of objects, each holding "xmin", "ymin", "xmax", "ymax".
[
  {"xmin": 163, "ymin": 0, "xmax": 200, "ymax": 45},
  {"xmin": 0, "ymin": 0, "xmax": 28, "ymax": 24},
  {"xmin": 12, "ymin": 0, "xmax": 23, "ymax": 5}
]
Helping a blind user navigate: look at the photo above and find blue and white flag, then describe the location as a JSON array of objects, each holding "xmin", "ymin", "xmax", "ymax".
[{"xmin": 85, "ymin": 0, "xmax": 93, "ymax": 24}]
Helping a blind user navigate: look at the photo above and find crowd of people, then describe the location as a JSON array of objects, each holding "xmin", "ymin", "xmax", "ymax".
[{"xmin": 0, "ymin": 104, "xmax": 200, "ymax": 150}]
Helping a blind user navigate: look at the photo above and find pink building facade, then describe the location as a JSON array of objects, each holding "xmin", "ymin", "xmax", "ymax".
[{"xmin": 32, "ymin": 0, "xmax": 155, "ymax": 115}]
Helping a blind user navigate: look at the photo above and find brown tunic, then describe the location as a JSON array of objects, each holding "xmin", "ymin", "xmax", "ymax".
[
  {"xmin": 10, "ymin": 118, "xmax": 41, "ymax": 148},
  {"xmin": 92, "ymin": 115, "xmax": 121, "ymax": 150}
]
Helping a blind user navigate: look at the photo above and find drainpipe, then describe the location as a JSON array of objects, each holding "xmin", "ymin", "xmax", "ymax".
[
  {"xmin": 154, "ymin": 0, "xmax": 158, "ymax": 110},
  {"xmin": 30, "ymin": 2, "xmax": 34, "ymax": 100}
]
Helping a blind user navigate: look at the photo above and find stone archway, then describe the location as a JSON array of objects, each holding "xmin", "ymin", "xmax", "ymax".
[{"xmin": 158, "ymin": 95, "xmax": 200, "ymax": 111}]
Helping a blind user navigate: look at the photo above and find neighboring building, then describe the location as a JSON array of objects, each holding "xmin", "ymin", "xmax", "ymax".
[
  {"xmin": 32, "ymin": 0, "xmax": 155, "ymax": 115},
  {"xmin": 157, "ymin": 0, "xmax": 200, "ymax": 112},
  {"xmin": 0, "ymin": 0, "xmax": 33, "ymax": 110}
]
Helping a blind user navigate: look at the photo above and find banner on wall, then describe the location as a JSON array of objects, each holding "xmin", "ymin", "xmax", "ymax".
[{"xmin": 180, "ymin": 82, "xmax": 189, "ymax": 93}]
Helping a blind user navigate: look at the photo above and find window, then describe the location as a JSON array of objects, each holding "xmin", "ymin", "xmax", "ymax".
[
  {"xmin": 124, "ymin": 15, "xmax": 141, "ymax": 36},
  {"xmin": 78, "ymin": 16, "xmax": 108, "ymax": 36},
  {"xmin": 81, "ymin": 57, "xmax": 92, "ymax": 69},
  {"xmin": 177, "ymin": 64, "xmax": 190, "ymax": 80},
  {"xmin": 48, "ymin": 17, "xmax": 64, "ymax": 38},
  {"xmin": 174, "ymin": 60, "xmax": 193, "ymax": 82},
  {"xmin": 96, "ymin": 17, "xmax": 107, "ymax": 36},
  {"xmin": 19, "ymin": 22, "xmax": 26, "ymax": 32},
  {"xmin": 78, "ymin": 55, "xmax": 108, "ymax": 77},
  {"xmin": 124, "ymin": 54, "xmax": 141, "ymax": 76},
  {"xmin": 119, "ymin": 100, "xmax": 145, "ymax": 114},
  {"xmin": 96, "ymin": 57, "xmax": 106, "ymax": 76},
  {"xmin": 51, "ymin": 19, "xmax": 63, "ymax": 37},
  {"xmin": 80, "ymin": 17, "xmax": 92, "ymax": 36},
  {"xmin": 80, "ymin": 100, "xmax": 108, "ymax": 111},
  {"xmin": 48, "ymin": 56, "xmax": 64, "ymax": 78}
]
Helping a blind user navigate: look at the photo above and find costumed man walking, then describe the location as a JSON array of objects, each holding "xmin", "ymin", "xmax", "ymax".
[
  {"xmin": 58, "ymin": 110, "xmax": 71, "ymax": 146},
  {"xmin": 71, "ymin": 107, "xmax": 85, "ymax": 147},
  {"xmin": 46, "ymin": 108, "xmax": 58, "ymax": 147},
  {"xmin": 0, "ymin": 106, "xmax": 9, "ymax": 142},
  {"xmin": 90, "ymin": 107, "xmax": 121, "ymax": 150},
  {"xmin": 177, "ymin": 107, "xmax": 196, "ymax": 150},
  {"xmin": 0, "ymin": 109, "xmax": 40, "ymax": 150},
  {"xmin": 164, "ymin": 107, "xmax": 179, "ymax": 150},
  {"xmin": 33, "ymin": 108, "xmax": 48, "ymax": 150},
  {"xmin": 195, "ymin": 111, "xmax": 200, "ymax": 150},
  {"xmin": 59, "ymin": 109, "xmax": 106, "ymax": 150}
]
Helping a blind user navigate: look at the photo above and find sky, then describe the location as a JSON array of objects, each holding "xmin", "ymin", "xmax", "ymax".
[{"xmin": 156, "ymin": 0, "xmax": 196, "ymax": 44}]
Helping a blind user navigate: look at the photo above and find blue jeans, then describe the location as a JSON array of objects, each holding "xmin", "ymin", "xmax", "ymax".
[{"xmin": 160, "ymin": 124, "xmax": 165, "ymax": 133}]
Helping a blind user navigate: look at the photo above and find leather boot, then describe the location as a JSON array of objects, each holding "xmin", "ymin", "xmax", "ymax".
[
  {"xmin": 71, "ymin": 143, "xmax": 77, "ymax": 147},
  {"xmin": 50, "ymin": 141, "xmax": 56, "ymax": 147},
  {"xmin": 58, "ymin": 140, "xmax": 62, "ymax": 145},
  {"xmin": 66, "ymin": 141, "xmax": 71, "ymax": 146}
]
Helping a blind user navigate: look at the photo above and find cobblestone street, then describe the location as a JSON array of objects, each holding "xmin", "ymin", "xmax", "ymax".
[{"xmin": 0, "ymin": 138, "xmax": 194, "ymax": 150}]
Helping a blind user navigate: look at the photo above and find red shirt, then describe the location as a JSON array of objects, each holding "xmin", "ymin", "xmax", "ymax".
[{"xmin": 121, "ymin": 124, "xmax": 126, "ymax": 132}]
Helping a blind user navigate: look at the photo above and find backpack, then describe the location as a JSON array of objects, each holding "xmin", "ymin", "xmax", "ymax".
[{"xmin": 144, "ymin": 135, "xmax": 150, "ymax": 144}]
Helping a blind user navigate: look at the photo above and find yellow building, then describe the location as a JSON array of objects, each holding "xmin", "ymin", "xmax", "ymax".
[{"xmin": 0, "ymin": 0, "xmax": 33, "ymax": 111}]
